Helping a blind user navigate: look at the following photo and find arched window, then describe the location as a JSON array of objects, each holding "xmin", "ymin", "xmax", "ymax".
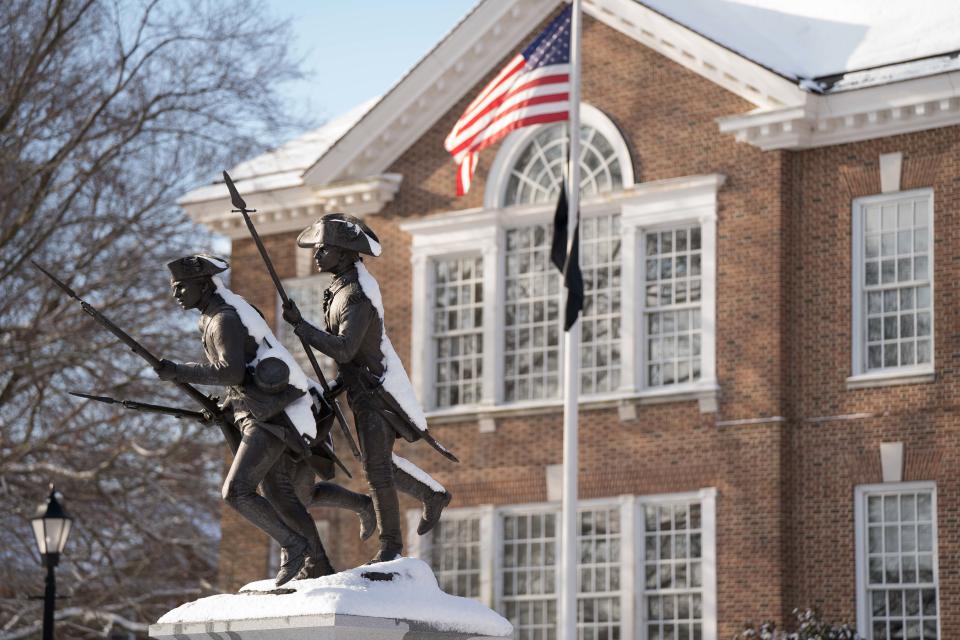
[{"xmin": 485, "ymin": 104, "xmax": 634, "ymax": 208}]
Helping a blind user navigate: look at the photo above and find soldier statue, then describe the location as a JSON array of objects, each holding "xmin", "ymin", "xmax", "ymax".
[
  {"xmin": 282, "ymin": 214, "xmax": 453, "ymax": 563},
  {"xmin": 155, "ymin": 254, "xmax": 375, "ymax": 585}
]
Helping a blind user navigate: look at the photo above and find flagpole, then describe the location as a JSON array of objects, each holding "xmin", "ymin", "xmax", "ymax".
[{"xmin": 559, "ymin": 1, "xmax": 581, "ymax": 639}]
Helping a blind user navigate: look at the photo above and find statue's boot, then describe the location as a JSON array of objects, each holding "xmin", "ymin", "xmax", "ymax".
[
  {"xmin": 275, "ymin": 536, "xmax": 308, "ymax": 587},
  {"xmin": 367, "ymin": 486, "xmax": 403, "ymax": 564},
  {"xmin": 312, "ymin": 482, "xmax": 377, "ymax": 541},
  {"xmin": 394, "ymin": 467, "xmax": 452, "ymax": 536}
]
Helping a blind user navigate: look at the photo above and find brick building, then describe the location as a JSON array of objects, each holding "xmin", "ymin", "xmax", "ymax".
[{"xmin": 179, "ymin": 1, "xmax": 960, "ymax": 638}]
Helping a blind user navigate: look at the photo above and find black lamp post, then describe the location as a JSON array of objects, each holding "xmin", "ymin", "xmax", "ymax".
[{"xmin": 31, "ymin": 485, "xmax": 73, "ymax": 640}]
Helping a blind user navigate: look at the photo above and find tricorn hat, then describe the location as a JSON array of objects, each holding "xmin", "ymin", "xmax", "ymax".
[
  {"xmin": 167, "ymin": 254, "xmax": 229, "ymax": 281},
  {"xmin": 296, "ymin": 213, "xmax": 382, "ymax": 257}
]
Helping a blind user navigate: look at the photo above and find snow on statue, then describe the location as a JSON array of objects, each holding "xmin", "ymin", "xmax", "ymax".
[
  {"xmin": 282, "ymin": 213, "xmax": 458, "ymax": 564},
  {"xmin": 156, "ymin": 254, "xmax": 378, "ymax": 585}
]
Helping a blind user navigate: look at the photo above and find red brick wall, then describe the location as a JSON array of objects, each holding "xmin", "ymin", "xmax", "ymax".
[
  {"xmin": 216, "ymin": 8, "xmax": 960, "ymax": 639},
  {"xmin": 783, "ymin": 129, "xmax": 960, "ymax": 633}
]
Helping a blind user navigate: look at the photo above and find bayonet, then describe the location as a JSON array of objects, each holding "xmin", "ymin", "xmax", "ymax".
[
  {"xmin": 68, "ymin": 390, "xmax": 352, "ymax": 478},
  {"xmin": 69, "ymin": 391, "xmax": 210, "ymax": 422},
  {"xmin": 223, "ymin": 170, "xmax": 363, "ymax": 461}
]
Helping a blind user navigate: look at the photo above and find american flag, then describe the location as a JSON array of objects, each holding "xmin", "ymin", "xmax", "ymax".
[{"xmin": 445, "ymin": 6, "xmax": 572, "ymax": 196}]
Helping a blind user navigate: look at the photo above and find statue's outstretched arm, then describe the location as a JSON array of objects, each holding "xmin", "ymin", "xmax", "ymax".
[{"xmin": 173, "ymin": 313, "xmax": 248, "ymax": 386}]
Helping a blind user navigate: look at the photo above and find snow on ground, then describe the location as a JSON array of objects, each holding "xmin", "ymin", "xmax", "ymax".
[
  {"xmin": 642, "ymin": 0, "xmax": 960, "ymax": 81},
  {"xmin": 157, "ymin": 558, "xmax": 512, "ymax": 637}
]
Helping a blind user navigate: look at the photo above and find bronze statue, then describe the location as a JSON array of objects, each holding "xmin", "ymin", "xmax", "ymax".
[
  {"xmin": 282, "ymin": 214, "xmax": 455, "ymax": 563},
  {"xmin": 155, "ymin": 254, "xmax": 374, "ymax": 585}
]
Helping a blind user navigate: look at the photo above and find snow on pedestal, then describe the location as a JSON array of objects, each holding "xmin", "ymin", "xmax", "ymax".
[{"xmin": 149, "ymin": 558, "xmax": 512, "ymax": 640}]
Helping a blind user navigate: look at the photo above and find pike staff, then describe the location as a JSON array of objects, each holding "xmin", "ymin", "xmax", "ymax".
[{"xmin": 222, "ymin": 171, "xmax": 362, "ymax": 461}]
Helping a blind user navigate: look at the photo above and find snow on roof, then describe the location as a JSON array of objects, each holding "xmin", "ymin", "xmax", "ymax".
[
  {"xmin": 179, "ymin": 97, "xmax": 380, "ymax": 204},
  {"xmin": 640, "ymin": 0, "xmax": 960, "ymax": 88},
  {"xmin": 156, "ymin": 558, "xmax": 512, "ymax": 637}
]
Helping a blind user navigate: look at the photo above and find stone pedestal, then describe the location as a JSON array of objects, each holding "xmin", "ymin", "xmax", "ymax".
[
  {"xmin": 149, "ymin": 559, "xmax": 512, "ymax": 640},
  {"xmin": 149, "ymin": 612, "xmax": 510, "ymax": 640}
]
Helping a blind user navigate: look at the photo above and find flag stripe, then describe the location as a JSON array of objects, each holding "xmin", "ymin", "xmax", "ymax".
[
  {"xmin": 445, "ymin": 6, "xmax": 572, "ymax": 195},
  {"xmin": 449, "ymin": 73, "xmax": 570, "ymax": 143},
  {"xmin": 449, "ymin": 65, "xmax": 571, "ymax": 140},
  {"xmin": 461, "ymin": 107, "xmax": 570, "ymax": 156},
  {"xmin": 448, "ymin": 91, "xmax": 570, "ymax": 158}
]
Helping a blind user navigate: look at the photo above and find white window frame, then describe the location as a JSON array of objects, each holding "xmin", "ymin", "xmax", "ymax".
[
  {"xmin": 403, "ymin": 175, "xmax": 722, "ymax": 418},
  {"xmin": 408, "ymin": 505, "xmax": 497, "ymax": 604},
  {"xmin": 854, "ymin": 481, "xmax": 941, "ymax": 640},
  {"xmin": 636, "ymin": 488, "xmax": 718, "ymax": 640},
  {"xmin": 411, "ymin": 489, "xmax": 717, "ymax": 640},
  {"xmin": 849, "ymin": 189, "xmax": 935, "ymax": 389},
  {"xmin": 483, "ymin": 103, "xmax": 636, "ymax": 209}
]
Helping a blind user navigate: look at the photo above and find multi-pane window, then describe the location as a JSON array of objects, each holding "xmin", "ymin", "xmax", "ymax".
[
  {"xmin": 857, "ymin": 193, "xmax": 933, "ymax": 372},
  {"xmin": 429, "ymin": 516, "xmax": 482, "ymax": 599},
  {"xmin": 578, "ymin": 507, "xmax": 623, "ymax": 640},
  {"xmin": 643, "ymin": 226, "xmax": 702, "ymax": 387},
  {"xmin": 643, "ymin": 502, "xmax": 704, "ymax": 640},
  {"xmin": 503, "ymin": 215, "xmax": 622, "ymax": 403},
  {"xmin": 504, "ymin": 124, "xmax": 624, "ymax": 206},
  {"xmin": 278, "ymin": 277, "xmax": 335, "ymax": 374},
  {"xmin": 580, "ymin": 215, "xmax": 622, "ymax": 395},
  {"xmin": 504, "ymin": 225, "xmax": 561, "ymax": 402},
  {"xmin": 422, "ymin": 495, "xmax": 715, "ymax": 640},
  {"xmin": 864, "ymin": 489, "xmax": 938, "ymax": 640},
  {"xmin": 502, "ymin": 512, "xmax": 559, "ymax": 640},
  {"xmin": 433, "ymin": 256, "xmax": 484, "ymax": 407}
]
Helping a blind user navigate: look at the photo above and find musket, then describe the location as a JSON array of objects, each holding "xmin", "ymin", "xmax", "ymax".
[
  {"xmin": 34, "ymin": 262, "xmax": 352, "ymax": 477},
  {"xmin": 69, "ymin": 391, "xmax": 210, "ymax": 421},
  {"xmin": 33, "ymin": 261, "xmax": 226, "ymax": 420},
  {"xmin": 69, "ymin": 389, "xmax": 352, "ymax": 478},
  {"xmin": 223, "ymin": 170, "xmax": 362, "ymax": 460}
]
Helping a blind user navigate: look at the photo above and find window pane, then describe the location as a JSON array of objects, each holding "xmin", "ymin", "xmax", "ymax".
[
  {"xmin": 644, "ymin": 225, "xmax": 702, "ymax": 388},
  {"xmin": 643, "ymin": 500, "xmax": 705, "ymax": 640},
  {"xmin": 859, "ymin": 194, "xmax": 933, "ymax": 373},
  {"xmin": 433, "ymin": 256, "xmax": 484, "ymax": 408},
  {"xmin": 428, "ymin": 516, "xmax": 482, "ymax": 600},
  {"xmin": 863, "ymin": 489, "xmax": 939, "ymax": 640},
  {"xmin": 503, "ymin": 124, "xmax": 622, "ymax": 207}
]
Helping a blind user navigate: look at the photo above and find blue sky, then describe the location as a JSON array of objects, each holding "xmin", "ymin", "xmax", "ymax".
[{"xmin": 266, "ymin": 1, "xmax": 478, "ymax": 122}]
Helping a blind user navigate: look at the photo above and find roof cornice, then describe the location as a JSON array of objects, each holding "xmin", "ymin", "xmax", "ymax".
[
  {"xmin": 302, "ymin": 0, "xmax": 563, "ymax": 186},
  {"xmin": 717, "ymin": 71, "xmax": 960, "ymax": 150},
  {"xmin": 582, "ymin": 0, "xmax": 806, "ymax": 110},
  {"xmin": 180, "ymin": 174, "xmax": 402, "ymax": 240},
  {"xmin": 300, "ymin": 0, "xmax": 812, "ymax": 189}
]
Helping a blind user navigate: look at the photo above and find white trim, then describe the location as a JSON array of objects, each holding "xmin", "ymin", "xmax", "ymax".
[
  {"xmin": 482, "ymin": 103, "xmax": 636, "ymax": 209},
  {"xmin": 850, "ymin": 188, "xmax": 935, "ymax": 380},
  {"xmin": 403, "ymin": 174, "xmax": 723, "ymax": 414},
  {"xmin": 636, "ymin": 488, "xmax": 718, "ymax": 640},
  {"xmin": 302, "ymin": 0, "xmax": 562, "ymax": 186},
  {"xmin": 718, "ymin": 73, "xmax": 960, "ymax": 150},
  {"xmin": 854, "ymin": 481, "xmax": 941, "ymax": 640},
  {"xmin": 180, "ymin": 174, "xmax": 402, "ymax": 240},
  {"xmin": 427, "ymin": 491, "xmax": 715, "ymax": 640},
  {"xmin": 846, "ymin": 370, "xmax": 936, "ymax": 390},
  {"xmin": 409, "ymin": 222, "xmax": 499, "ymax": 411},
  {"xmin": 581, "ymin": 0, "xmax": 804, "ymax": 110},
  {"xmin": 423, "ymin": 384, "xmax": 720, "ymax": 423}
]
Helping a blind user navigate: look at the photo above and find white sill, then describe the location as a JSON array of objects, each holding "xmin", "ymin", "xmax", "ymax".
[
  {"xmin": 424, "ymin": 382, "xmax": 720, "ymax": 424},
  {"xmin": 846, "ymin": 368, "xmax": 936, "ymax": 390}
]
